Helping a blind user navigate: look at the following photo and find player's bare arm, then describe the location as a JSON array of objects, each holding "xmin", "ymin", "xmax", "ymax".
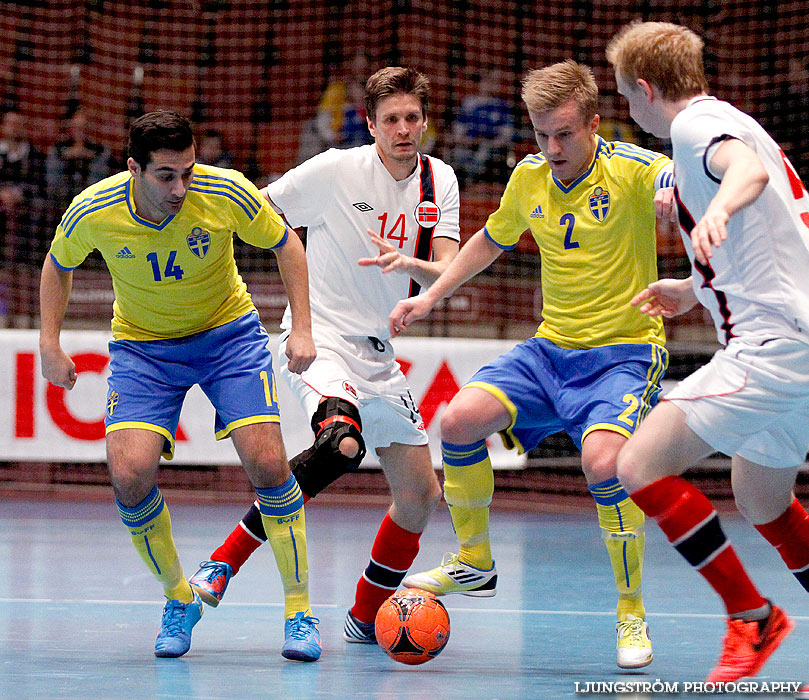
[
  {"xmin": 357, "ymin": 229, "xmax": 459, "ymax": 287},
  {"xmin": 691, "ymin": 138, "xmax": 769, "ymax": 264},
  {"xmin": 654, "ymin": 186, "xmax": 678, "ymax": 239},
  {"xmin": 631, "ymin": 276, "xmax": 698, "ymax": 318},
  {"xmin": 389, "ymin": 228, "xmax": 502, "ymax": 335},
  {"xmin": 272, "ymin": 231, "xmax": 316, "ymax": 374},
  {"xmin": 38, "ymin": 255, "xmax": 77, "ymax": 389}
]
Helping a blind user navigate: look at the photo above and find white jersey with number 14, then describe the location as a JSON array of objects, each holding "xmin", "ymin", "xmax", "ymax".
[{"xmin": 266, "ymin": 144, "xmax": 460, "ymax": 340}]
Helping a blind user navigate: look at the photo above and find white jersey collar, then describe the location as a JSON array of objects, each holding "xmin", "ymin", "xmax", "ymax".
[{"xmin": 372, "ymin": 146, "xmax": 421, "ymax": 184}]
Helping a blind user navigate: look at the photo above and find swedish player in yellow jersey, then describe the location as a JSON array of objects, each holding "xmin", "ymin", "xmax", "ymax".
[
  {"xmin": 39, "ymin": 111, "xmax": 321, "ymax": 661},
  {"xmin": 390, "ymin": 61, "xmax": 676, "ymax": 668}
]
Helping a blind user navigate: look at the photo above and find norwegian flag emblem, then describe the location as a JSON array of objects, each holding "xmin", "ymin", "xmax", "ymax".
[{"xmin": 414, "ymin": 201, "xmax": 440, "ymax": 228}]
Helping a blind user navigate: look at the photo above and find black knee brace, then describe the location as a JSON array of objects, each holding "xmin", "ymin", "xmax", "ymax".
[{"xmin": 290, "ymin": 397, "xmax": 366, "ymax": 498}]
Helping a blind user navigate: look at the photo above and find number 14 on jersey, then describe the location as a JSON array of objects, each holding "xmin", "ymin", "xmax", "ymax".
[{"xmin": 378, "ymin": 213, "xmax": 408, "ymax": 248}]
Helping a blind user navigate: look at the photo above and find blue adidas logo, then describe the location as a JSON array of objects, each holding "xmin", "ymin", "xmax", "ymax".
[
  {"xmin": 116, "ymin": 247, "xmax": 135, "ymax": 259},
  {"xmin": 529, "ymin": 204, "xmax": 544, "ymax": 219}
]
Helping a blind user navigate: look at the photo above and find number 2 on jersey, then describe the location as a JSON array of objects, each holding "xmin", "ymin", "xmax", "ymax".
[
  {"xmin": 378, "ymin": 213, "xmax": 408, "ymax": 248},
  {"xmin": 560, "ymin": 213, "xmax": 579, "ymax": 249}
]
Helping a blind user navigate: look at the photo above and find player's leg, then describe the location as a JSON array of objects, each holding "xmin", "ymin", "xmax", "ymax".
[
  {"xmin": 405, "ymin": 340, "xmax": 559, "ymax": 597},
  {"xmin": 202, "ymin": 313, "xmax": 319, "ymax": 660},
  {"xmin": 108, "ymin": 427, "xmax": 204, "ymax": 658},
  {"xmin": 344, "ymin": 442, "xmax": 441, "ymax": 642},
  {"xmin": 617, "ymin": 402, "xmax": 791, "ymax": 682},
  {"xmin": 727, "ymin": 343, "xmax": 809, "ymax": 694},
  {"xmin": 582, "ymin": 429, "xmax": 653, "ymax": 668},
  {"xmin": 108, "ymin": 428, "xmax": 188, "ymax": 600},
  {"xmin": 230, "ymin": 421, "xmax": 320, "ymax": 661},
  {"xmin": 567, "ymin": 342, "xmax": 667, "ymax": 668},
  {"xmin": 623, "ymin": 338, "xmax": 809, "ymax": 680},
  {"xmin": 735, "ymin": 454, "xmax": 809, "ymax": 593},
  {"xmin": 105, "ymin": 337, "xmax": 203, "ymax": 658},
  {"xmin": 440, "ymin": 387, "xmax": 507, "ymax": 570},
  {"xmin": 734, "ymin": 458, "xmax": 807, "ymax": 678},
  {"xmin": 190, "ymin": 396, "xmax": 364, "ymax": 605},
  {"xmin": 402, "ymin": 386, "xmax": 509, "ymax": 596}
]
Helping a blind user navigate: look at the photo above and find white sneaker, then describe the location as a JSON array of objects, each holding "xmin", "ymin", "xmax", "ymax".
[
  {"xmin": 616, "ymin": 614, "xmax": 653, "ymax": 669},
  {"xmin": 402, "ymin": 553, "xmax": 497, "ymax": 597}
]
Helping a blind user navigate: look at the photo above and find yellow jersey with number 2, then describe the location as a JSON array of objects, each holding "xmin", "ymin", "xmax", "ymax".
[{"xmin": 484, "ymin": 136, "xmax": 672, "ymax": 349}]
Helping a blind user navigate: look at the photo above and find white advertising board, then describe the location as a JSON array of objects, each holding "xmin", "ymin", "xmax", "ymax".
[{"xmin": 1, "ymin": 330, "xmax": 525, "ymax": 469}]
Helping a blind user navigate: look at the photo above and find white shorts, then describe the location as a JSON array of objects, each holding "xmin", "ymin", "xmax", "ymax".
[
  {"xmin": 278, "ymin": 327, "xmax": 428, "ymax": 457},
  {"xmin": 665, "ymin": 335, "xmax": 809, "ymax": 467}
]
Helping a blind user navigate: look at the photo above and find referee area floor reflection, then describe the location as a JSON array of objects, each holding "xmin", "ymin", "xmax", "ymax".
[{"xmin": 1, "ymin": 497, "xmax": 806, "ymax": 699}]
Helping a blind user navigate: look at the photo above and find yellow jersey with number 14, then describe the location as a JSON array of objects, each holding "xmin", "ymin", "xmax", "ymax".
[
  {"xmin": 484, "ymin": 136, "xmax": 672, "ymax": 349},
  {"xmin": 48, "ymin": 163, "xmax": 288, "ymax": 341}
]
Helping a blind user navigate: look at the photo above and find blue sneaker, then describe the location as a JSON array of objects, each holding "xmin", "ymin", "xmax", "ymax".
[
  {"xmin": 154, "ymin": 591, "xmax": 204, "ymax": 658},
  {"xmin": 189, "ymin": 560, "xmax": 232, "ymax": 607},
  {"xmin": 281, "ymin": 611, "xmax": 322, "ymax": 662}
]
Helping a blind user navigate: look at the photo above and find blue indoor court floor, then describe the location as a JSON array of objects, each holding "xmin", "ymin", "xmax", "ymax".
[{"xmin": 1, "ymin": 496, "xmax": 806, "ymax": 700}]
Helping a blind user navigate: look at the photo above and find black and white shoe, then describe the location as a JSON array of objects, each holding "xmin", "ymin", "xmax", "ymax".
[{"xmin": 343, "ymin": 609, "xmax": 377, "ymax": 644}]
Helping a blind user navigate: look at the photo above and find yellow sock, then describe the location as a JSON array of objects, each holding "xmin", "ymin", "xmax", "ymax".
[
  {"xmin": 442, "ymin": 440, "xmax": 494, "ymax": 570},
  {"xmin": 256, "ymin": 476, "xmax": 310, "ymax": 619},
  {"xmin": 117, "ymin": 486, "xmax": 191, "ymax": 602},
  {"xmin": 589, "ymin": 477, "xmax": 646, "ymax": 621}
]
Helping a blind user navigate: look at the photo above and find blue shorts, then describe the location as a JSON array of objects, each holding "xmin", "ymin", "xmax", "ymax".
[
  {"xmin": 105, "ymin": 312, "xmax": 280, "ymax": 459},
  {"xmin": 465, "ymin": 337, "xmax": 668, "ymax": 453}
]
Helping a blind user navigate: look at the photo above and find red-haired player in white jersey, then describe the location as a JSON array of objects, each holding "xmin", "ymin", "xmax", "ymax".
[{"xmin": 608, "ymin": 21, "xmax": 809, "ymax": 684}]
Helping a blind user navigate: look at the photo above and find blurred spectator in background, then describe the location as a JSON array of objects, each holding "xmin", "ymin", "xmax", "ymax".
[
  {"xmin": 0, "ymin": 109, "xmax": 44, "ymax": 263},
  {"xmin": 196, "ymin": 128, "xmax": 235, "ymax": 169},
  {"xmin": 296, "ymin": 50, "xmax": 373, "ymax": 163},
  {"xmin": 448, "ymin": 69, "xmax": 516, "ymax": 187},
  {"xmin": 46, "ymin": 108, "xmax": 110, "ymax": 212},
  {"xmin": 338, "ymin": 79, "xmax": 373, "ymax": 149},
  {"xmin": 597, "ymin": 117, "xmax": 637, "ymax": 144}
]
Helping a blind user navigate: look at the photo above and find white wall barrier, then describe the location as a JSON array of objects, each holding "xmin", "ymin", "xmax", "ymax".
[{"xmin": 1, "ymin": 329, "xmax": 525, "ymax": 469}]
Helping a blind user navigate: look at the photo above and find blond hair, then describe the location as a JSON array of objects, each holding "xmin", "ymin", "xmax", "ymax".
[
  {"xmin": 520, "ymin": 60, "xmax": 598, "ymax": 121},
  {"xmin": 606, "ymin": 21, "xmax": 708, "ymax": 100}
]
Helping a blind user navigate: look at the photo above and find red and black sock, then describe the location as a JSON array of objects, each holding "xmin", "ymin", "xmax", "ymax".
[
  {"xmin": 351, "ymin": 512, "xmax": 421, "ymax": 623},
  {"xmin": 755, "ymin": 497, "xmax": 809, "ymax": 592},
  {"xmin": 631, "ymin": 476, "xmax": 767, "ymax": 616}
]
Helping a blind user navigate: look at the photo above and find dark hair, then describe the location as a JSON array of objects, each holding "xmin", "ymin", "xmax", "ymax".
[
  {"xmin": 364, "ymin": 66, "xmax": 430, "ymax": 122},
  {"xmin": 127, "ymin": 110, "xmax": 194, "ymax": 168}
]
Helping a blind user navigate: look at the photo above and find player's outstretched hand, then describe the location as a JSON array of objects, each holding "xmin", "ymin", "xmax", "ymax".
[
  {"xmin": 285, "ymin": 330, "xmax": 316, "ymax": 374},
  {"xmin": 389, "ymin": 294, "xmax": 434, "ymax": 336},
  {"xmin": 358, "ymin": 229, "xmax": 411, "ymax": 275},
  {"xmin": 690, "ymin": 206, "xmax": 728, "ymax": 265},
  {"xmin": 630, "ymin": 277, "xmax": 698, "ymax": 318},
  {"xmin": 40, "ymin": 345, "xmax": 77, "ymax": 389}
]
